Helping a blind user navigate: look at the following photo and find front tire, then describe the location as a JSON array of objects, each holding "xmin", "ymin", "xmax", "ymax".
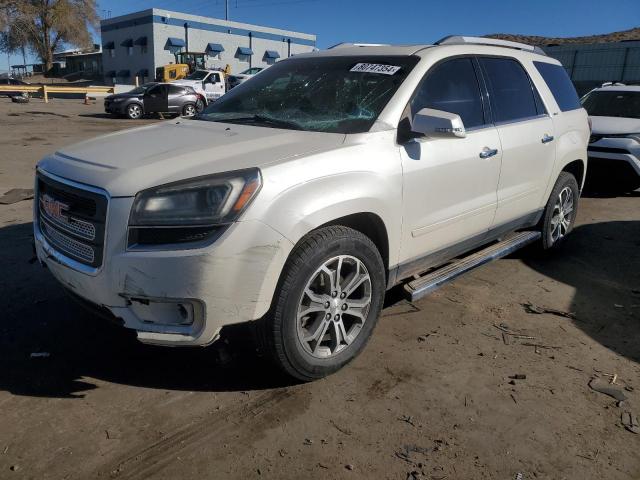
[
  {"xmin": 259, "ymin": 226, "xmax": 386, "ymax": 381},
  {"xmin": 126, "ymin": 103, "xmax": 143, "ymax": 120},
  {"xmin": 540, "ymin": 172, "xmax": 580, "ymax": 250}
]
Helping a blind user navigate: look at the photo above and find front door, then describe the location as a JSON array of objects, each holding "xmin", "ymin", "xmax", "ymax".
[
  {"xmin": 477, "ymin": 57, "xmax": 556, "ymax": 226},
  {"xmin": 399, "ymin": 57, "xmax": 502, "ymax": 266},
  {"xmin": 144, "ymin": 84, "xmax": 169, "ymax": 113},
  {"xmin": 204, "ymin": 73, "xmax": 225, "ymax": 101}
]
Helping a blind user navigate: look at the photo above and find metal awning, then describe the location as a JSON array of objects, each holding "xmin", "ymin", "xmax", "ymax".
[
  {"xmin": 237, "ymin": 47, "xmax": 253, "ymax": 56},
  {"xmin": 264, "ymin": 50, "xmax": 280, "ymax": 59},
  {"xmin": 120, "ymin": 38, "xmax": 133, "ymax": 48},
  {"xmin": 102, "ymin": 41, "xmax": 115, "ymax": 50},
  {"xmin": 206, "ymin": 43, "xmax": 225, "ymax": 54},
  {"xmin": 117, "ymin": 70, "xmax": 130, "ymax": 77},
  {"xmin": 134, "ymin": 36, "xmax": 147, "ymax": 46},
  {"xmin": 165, "ymin": 37, "xmax": 186, "ymax": 48}
]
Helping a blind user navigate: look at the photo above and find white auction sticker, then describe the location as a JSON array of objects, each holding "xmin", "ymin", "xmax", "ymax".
[{"xmin": 350, "ymin": 63, "xmax": 401, "ymax": 75}]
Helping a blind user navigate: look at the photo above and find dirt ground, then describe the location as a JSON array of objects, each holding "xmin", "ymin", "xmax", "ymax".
[{"xmin": 0, "ymin": 98, "xmax": 639, "ymax": 480}]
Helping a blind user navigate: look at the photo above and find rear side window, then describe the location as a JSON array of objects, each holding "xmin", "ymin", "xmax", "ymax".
[
  {"xmin": 479, "ymin": 57, "xmax": 540, "ymax": 123},
  {"xmin": 410, "ymin": 57, "xmax": 485, "ymax": 129},
  {"xmin": 168, "ymin": 85, "xmax": 185, "ymax": 95},
  {"xmin": 534, "ymin": 61, "xmax": 581, "ymax": 112}
]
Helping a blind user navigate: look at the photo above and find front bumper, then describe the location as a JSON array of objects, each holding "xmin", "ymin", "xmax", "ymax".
[
  {"xmin": 34, "ymin": 171, "xmax": 293, "ymax": 347},
  {"xmin": 587, "ymin": 137, "xmax": 640, "ymax": 177},
  {"xmin": 104, "ymin": 100, "xmax": 126, "ymax": 114}
]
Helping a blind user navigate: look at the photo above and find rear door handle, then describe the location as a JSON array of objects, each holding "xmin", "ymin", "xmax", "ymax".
[
  {"xmin": 541, "ymin": 134, "xmax": 555, "ymax": 144},
  {"xmin": 479, "ymin": 148, "xmax": 498, "ymax": 159}
]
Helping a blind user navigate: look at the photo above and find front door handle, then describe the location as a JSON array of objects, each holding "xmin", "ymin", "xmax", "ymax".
[
  {"xmin": 541, "ymin": 134, "xmax": 555, "ymax": 144},
  {"xmin": 479, "ymin": 147, "xmax": 498, "ymax": 159}
]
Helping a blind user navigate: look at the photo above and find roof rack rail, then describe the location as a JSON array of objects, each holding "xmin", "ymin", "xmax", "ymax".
[
  {"xmin": 328, "ymin": 42, "xmax": 391, "ymax": 49},
  {"xmin": 434, "ymin": 35, "xmax": 547, "ymax": 56}
]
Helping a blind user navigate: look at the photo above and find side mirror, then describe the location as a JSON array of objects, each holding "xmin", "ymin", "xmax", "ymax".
[{"xmin": 411, "ymin": 108, "xmax": 466, "ymax": 139}]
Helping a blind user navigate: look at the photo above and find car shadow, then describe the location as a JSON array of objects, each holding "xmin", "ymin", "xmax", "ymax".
[
  {"xmin": 2, "ymin": 220, "xmax": 638, "ymax": 399},
  {"xmin": 0, "ymin": 222, "xmax": 295, "ymax": 399},
  {"xmin": 522, "ymin": 221, "xmax": 640, "ymax": 363}
]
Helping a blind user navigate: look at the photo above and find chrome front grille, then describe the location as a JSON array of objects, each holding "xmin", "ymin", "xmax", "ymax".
[
  {"xmin": 40, "ymin": 219, "xmax": 95, "ymax": 263},
  {"xmin": 37, "ymin": 172, "xmax": 108, "ymax": 268}
]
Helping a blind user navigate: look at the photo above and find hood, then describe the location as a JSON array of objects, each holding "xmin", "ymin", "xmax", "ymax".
[
  {"xmin": 172, "ymin": 79, "xmax": 201, "ymax": 86},
  {"xmin": 38, "ymin": 120, "xmax": 346, "ymax": 196},
  {"xmin": 590, "ymin": 116, "xmax": 640, "ymax": 135}
]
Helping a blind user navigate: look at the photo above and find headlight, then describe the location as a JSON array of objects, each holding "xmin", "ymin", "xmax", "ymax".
[
  {"xmin": 111, "ymin": 97, "xmax": 125, "ymax": 102},
  {"xmin": 128, "ymin": 169, "xmax": 261, "ymax": 247}
]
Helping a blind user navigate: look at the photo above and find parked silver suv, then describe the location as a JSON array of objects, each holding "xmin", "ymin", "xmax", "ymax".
[{"xmin": 34, "ymin": 37, "xmax": 589, "ymax": 380}]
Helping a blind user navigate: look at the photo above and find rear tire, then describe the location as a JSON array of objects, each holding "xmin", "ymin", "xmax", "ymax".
[
  {"xmin": 540, "ymin": 172, "xmax": 580, "ymax": 250},
  {"xmin": 258, "ymin": 226, "xmax": 386, "ymax": 381},
  {"xmin": 182, "ymin": 103, "xmax": 197, "ymax": 117}
]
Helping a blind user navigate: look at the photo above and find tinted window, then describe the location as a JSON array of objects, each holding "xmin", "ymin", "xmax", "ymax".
[
  {"xmin": 582, "ymin": 90, "xmax": 640, "ymax": 119},
  {"xmin": 480, "ymin": 57, "xmax": 539, "ymax": 123},
  {"xmin": 168, "ymin": 85, "xmax": 185, "ymax": 95},
  {"xmin": 411, "ymin": 58, "xmax": 485, "ymax": 129},
  {"xmin": 534, "ymin": 61, "xmax": 581, "ymax": 112}
]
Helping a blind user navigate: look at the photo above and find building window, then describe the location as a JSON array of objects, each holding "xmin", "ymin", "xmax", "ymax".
[
  {"xmin": 127, "ymin": 46, "xmax": 133, "ymax": 56},
  {"xmin": 238, "ymin": 54, "xmax": 250, "ymax": 63},
  {"xmin": 109, "ymin": 49, "xmax": 115, "ymax": 58},
  {"xmin": 141, "ymin": 45, "xmax": 147, "ymax": 54}
]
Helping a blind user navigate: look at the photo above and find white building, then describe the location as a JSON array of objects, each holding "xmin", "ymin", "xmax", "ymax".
[{"xmin": 100, "ymin": 8, "xmax": 317, "ymax": 84}]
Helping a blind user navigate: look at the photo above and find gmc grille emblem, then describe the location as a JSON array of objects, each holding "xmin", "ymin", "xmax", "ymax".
[{"xmin": 41, "ymin": 194, "xmax": 69, "ymax": 222}]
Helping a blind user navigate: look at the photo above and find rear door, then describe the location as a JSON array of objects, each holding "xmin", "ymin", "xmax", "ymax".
[
  {"xmin": 399, "ymin": 57, "xmax": 502, "ymax": 264},
  {"xmin": 478, "ymin": 57, "xmax": 556, "ymax": 227},
  {"xmin": 167, "ymin": 85, "xmax": 186, "ymax": 112}
]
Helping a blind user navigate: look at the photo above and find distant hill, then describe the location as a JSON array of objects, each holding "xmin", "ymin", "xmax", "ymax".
[{"xmin": 486, "ymin": 27, "xmax": 640, "ymax": 46}]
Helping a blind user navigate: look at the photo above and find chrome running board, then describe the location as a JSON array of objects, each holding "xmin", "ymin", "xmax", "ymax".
[{"xmin": 404, "ymin": 231, "xmax": 541, "ymax": 302}]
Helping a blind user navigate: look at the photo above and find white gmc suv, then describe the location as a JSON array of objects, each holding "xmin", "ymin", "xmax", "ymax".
[{"xmin": 34, "ymin": 37, "xmax": 589, "ymax": 380}]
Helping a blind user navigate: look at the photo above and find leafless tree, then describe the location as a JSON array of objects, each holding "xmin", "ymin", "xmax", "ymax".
[{"xmin": 7, "ymin": 0, "xmax": 99, "ymax": 71}]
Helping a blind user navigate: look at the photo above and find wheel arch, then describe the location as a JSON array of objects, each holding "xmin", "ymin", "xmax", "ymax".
[
  {"xmin": 561, "ymin": 159, "xmax": 586, "ymax": 190},
  {"xmin": 318, "ymin": 212, "xmax": 390, "ymax": 279}
]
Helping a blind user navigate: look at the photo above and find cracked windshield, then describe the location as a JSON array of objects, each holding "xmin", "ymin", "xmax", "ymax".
[{"xmin": 197, "ymin": 56, "xmax": 419, "ymax": 133}]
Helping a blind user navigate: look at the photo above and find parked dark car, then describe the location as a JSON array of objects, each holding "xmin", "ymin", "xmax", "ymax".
[
  {"xmin": 0, "ymin": 77, "xmax": 30, "ymax": 97},
  {"xmin": 104, "ymin": 83, "xmax": 205, "ymax": 119}
]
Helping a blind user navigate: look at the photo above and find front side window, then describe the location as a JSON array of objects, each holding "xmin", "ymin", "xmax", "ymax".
[
  {"xmin": 480, "ymin": 57, "xmax": 540, "ymax": 123},
  {"xmin": 198, "ymin": 55, "xmax": 419, "ymax": 134},
  {"xmin": 534, "ymin": 61, "xmax": 581, "ymax": 112},
  {"xmin": 581, "ymin": 90, "xmax": 640, "ymax": 119},
  {"xmin": 410, "ymin": 57, "xmax": 485, "ymax": 129}
]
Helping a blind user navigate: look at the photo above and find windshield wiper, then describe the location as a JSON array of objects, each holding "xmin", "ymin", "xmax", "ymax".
[{"xmin": 206, "ymin": 114, "xmax": 303, "ymax": 130}]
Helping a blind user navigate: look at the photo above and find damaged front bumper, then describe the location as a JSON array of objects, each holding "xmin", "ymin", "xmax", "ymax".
[{"xmin": 34, "ymin": 188, "xmax": 293, "ymax": 347}]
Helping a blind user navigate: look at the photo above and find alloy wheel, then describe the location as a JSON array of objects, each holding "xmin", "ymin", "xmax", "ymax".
[
  {"xmin": 128, "ymin": 104, "xmax": 142, "ymax": 119},
  {"xmin": 296, "ymin": 255, "xmax": 372, "ymax": 359},
  {"xmin": 183, "ymin": 104, "xmax": 196, "ymax": 116},
  {"xmin": 550, "ymin": 186, "xmax": 574, "ymax": 243}
]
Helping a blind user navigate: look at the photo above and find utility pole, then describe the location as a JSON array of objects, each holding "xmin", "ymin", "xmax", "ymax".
[{"xmin": 225, "ymin": 0, "xmax": 229, "ymax": 20}]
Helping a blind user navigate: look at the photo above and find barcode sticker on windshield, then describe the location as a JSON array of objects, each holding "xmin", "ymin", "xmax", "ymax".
[{"xmin": 350, "ymin": 63, "xmax": 401, "ymax": 75}]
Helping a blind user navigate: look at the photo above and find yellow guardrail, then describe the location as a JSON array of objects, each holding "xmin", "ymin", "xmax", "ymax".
[{"xmin": 0, "ymin": 84, "xmax": 114, "ymax": 102}]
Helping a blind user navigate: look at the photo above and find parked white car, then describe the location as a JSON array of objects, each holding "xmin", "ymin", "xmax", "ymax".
[
  {"xmin": 172, "ymin": 69, "xmax": 226, "ymax": 103},
  {"xmin": 227, "ymin": 67, "xmax": 265, "ymax": 89},
  {"xmin": 582, "ymin": 84, "xmax": 640, "ymax": 192},
  {"xmin": 34, "ymin": 37, "xmax": 588, "ymax": 380}
]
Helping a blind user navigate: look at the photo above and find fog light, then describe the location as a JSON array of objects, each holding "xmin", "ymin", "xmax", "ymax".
[{"xmin": 124, "ymin": 296, "xmax": 197, "ymax": 326}]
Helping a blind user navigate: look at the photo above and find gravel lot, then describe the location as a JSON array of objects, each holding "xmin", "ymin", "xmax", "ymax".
[{"xmin": 1, "ymin": 98, "xmax": 639, "ymax": 480}]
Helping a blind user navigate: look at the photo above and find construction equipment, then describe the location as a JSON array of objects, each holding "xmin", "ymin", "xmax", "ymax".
[{"xmin": 155, "ymin": 52, "xmax": 207, "ymax": 82}]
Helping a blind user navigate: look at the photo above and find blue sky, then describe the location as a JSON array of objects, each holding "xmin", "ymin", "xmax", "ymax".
[{"xmin": 3, "ymin": 0, "xmax": 640, "ymax": 71}]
